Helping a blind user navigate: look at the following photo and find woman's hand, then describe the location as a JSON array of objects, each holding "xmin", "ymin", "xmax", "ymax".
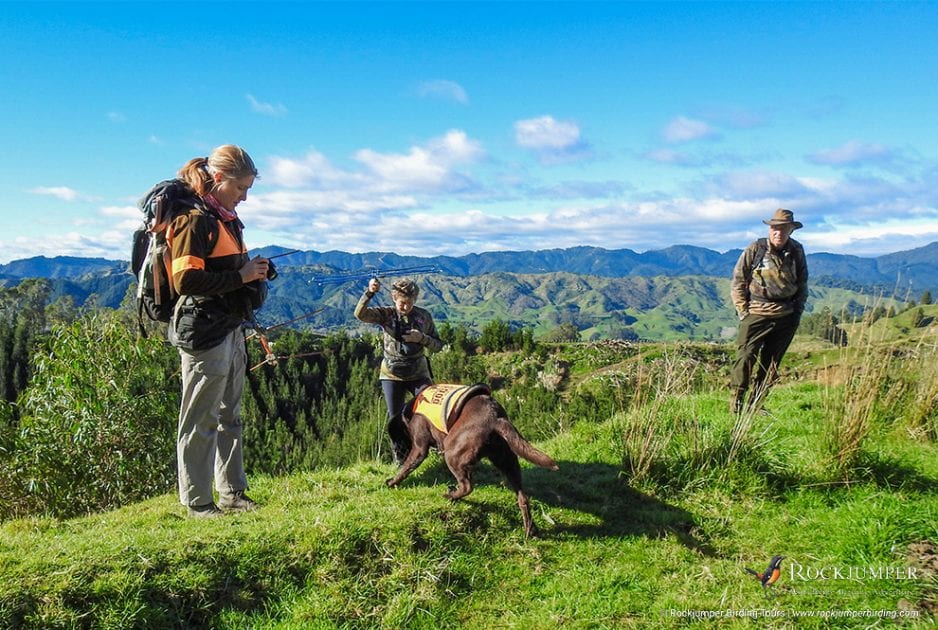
[
  {"xmin": 402, "ymin": 330, "xmax": 425, "ymax": 344},
  {"xmin": 239, "ymin": 256, "xmax": 269, "ymax": 284},
  {"xmin": 368, "ymin": 278, "xmax": 381, "ymax": 294}
]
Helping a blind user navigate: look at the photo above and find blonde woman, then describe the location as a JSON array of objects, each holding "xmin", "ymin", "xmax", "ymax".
[{"xmin": 168, "ymin": 144, "xmax": 269, "ymax": 517}]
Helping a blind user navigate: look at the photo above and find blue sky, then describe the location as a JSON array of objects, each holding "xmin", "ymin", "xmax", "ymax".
[{"xmin": 2, "ymin": 1, "xmax": 937, "ymax": 264}]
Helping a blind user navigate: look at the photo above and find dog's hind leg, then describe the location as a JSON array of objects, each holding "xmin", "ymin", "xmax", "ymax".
[
  {"xmin": 488, "ymin": 442, "xmax": 536, "ymax": 537},
  {"xmin": 516, "ymin": 490, "xmax": 534, "ymax": 538}
]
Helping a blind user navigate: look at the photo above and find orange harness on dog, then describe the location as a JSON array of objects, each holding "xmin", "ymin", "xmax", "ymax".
[{"xmin": 411, "ymin": 383, "xmax": 490, "ymax": 434}]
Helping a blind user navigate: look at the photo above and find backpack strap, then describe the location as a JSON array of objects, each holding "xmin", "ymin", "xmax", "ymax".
[{"xmin": 750, "ymin": 238, "xmax": 768, "ymax": 277}]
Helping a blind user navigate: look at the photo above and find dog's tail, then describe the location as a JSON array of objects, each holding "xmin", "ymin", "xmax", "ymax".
[{"xmin": 493, "ymin": 417, "xmax": 559, "ymax": 470}]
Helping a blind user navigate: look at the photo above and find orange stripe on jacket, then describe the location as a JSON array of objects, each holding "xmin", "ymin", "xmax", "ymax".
[
  {"xmin": 172, "ymin": 255, "xmax": 205, "ymax": 275},
  {"xmin": 210, "ymin": 222, "xmax": 245, "ymax": 258}
]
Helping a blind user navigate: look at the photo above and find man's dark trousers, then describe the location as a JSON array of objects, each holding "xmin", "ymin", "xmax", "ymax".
[{"xmin": 731, "ymin": 312, "xmax": 800, "ymax": 409}]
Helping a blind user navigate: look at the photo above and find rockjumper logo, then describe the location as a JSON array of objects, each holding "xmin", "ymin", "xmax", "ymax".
[
  {"xmin": 745, "ymin": 555, "xmax": 785, "ymax": 595},
  {"xmin": 788, "ymin": 561, "xmax": 918, "ymax": 581}
]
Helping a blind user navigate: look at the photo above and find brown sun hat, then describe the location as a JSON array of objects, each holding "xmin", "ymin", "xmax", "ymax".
[{"xmin": 763, "ymin": 208, "xmax": 803, "ymax": 229}]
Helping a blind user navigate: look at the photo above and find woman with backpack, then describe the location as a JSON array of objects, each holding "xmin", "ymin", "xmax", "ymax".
[{"xmin": 167, "ymin": 144, "xmax": 270, "ymax": 518}]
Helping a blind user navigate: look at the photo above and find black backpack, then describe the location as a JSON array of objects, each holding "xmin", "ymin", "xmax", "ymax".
[{"xmin": 131, "ymin": 179, "xmax": 211, "ymax": 330}]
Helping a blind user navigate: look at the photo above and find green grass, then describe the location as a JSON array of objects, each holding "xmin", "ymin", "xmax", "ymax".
[
  {"xmin": 2, "ymin": 379, "xmax": 936, "ymax": 628},
  {"xmin": 839, "ymin": 304, "xmax": 938, "ymax": 345}
]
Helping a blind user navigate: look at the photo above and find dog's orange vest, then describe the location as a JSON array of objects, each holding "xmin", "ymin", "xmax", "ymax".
[{"xmin": 411, "ymin": 384, "xmax": 483, "ymax": 434}]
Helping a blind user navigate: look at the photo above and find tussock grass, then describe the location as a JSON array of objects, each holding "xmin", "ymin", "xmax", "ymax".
[
  {"xmin": 822, "ymin": 307, "xmax": 938, "ymax": 479},
  {"xmin": 618, "ymin": 349, "xmax": 781, "ymax": 495}
]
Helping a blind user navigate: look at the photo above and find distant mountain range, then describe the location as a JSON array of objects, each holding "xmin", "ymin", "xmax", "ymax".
[
  {"xmin": 5, "ymin": 242, "xmax": 935, "ymax": 290},
  {"xmin": 254, "ymin": 242, "xmax": 938, "ymax": 293},
  {"xmin": 1, "ymin": 242, "xmax": 934, "ymax": 341}
]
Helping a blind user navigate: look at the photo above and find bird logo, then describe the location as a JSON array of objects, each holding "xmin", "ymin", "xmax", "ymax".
[{"xmin": 745, "ymin": 555, "xmax": 784, "ymax": 595}]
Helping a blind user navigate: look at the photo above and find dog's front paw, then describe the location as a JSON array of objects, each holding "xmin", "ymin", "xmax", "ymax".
[{"xmin": 385, "ymin": 478, "xmax": 398, "ymax": 488}]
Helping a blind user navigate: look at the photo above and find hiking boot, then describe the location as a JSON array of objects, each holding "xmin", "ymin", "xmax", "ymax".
[
  {"xmin": 218, "ymin": 490, "xmax": 258, "ymax": 513},
  {"xmin": 187, "ymin": 502, "xmax": 224, "ymax": 519}
]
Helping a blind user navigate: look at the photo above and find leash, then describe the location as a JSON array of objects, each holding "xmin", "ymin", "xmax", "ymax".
[{"xmin": 246, "ymin": 307, "xmax": 327, "ymax": 371}]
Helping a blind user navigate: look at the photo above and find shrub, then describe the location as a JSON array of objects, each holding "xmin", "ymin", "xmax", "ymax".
[{"xmin": 2, "ymin": 312, "xmax": 178, "ymax": 520}]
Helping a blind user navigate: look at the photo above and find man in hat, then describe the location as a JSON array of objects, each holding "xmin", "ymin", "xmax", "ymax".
[{"xmin": 730, "ymin": 208, "xmax": 808, "ymax": 414}]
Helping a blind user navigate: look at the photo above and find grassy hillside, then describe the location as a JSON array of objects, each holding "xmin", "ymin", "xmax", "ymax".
[
  {"xmin": 1, "ymin": 308, "xmax": 935, "ymax": 627},
  {"xmin": 2, "ymin": 375, "xmax": 935, "ymax": 627}
]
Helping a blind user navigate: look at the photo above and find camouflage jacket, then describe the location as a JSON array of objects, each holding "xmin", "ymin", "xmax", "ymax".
[{"xmin": 731, "ymin": 237, "xmax": 808, "ymax": 319}]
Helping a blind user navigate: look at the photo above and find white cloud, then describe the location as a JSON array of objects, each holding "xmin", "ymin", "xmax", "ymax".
[
  {"xmin": 246, "ymin": 94, "xmax": 288, "ymax": 117},
  {"xmin": 28, "ymin": 186, "xmax": 81, "ymax": 202},
  {"xmin": 266, "ymin": 150, "xmax": 357, "ymax": 188},
  {"xmin": 808, "ymin": 140, "xmax": 892, "ymax": 166},
  {"xmin": 264, "ymin": 131, "xmax": 484, "ymax": 196},
  {"xmin": 13, "ymin": 175, "xmax": 937, "ymax": 263},
  {"xmin": 233, "ymin": 135, "xmax": 938, "ymax": 259},
  {"xmin": 354, "ymin": 129, "xmax": 484, "ymax": 191},
  {"xmin": 663, "ymin": 116, "xmax": 715, "ymax": 143},
  {"xmin": 16, "ymin": 127, "xmax": 935, "ymax": 264},
  {"xmin": 514, "ymin": 115, "xmax": 590, "ymax": 164},
  {"xmin": 427, "ymin": 129, "xmax": 484, "ymax": 163},
  {"xmin": 515, "ymin": 115, "xmax": 581, "ymax": 150},
  {"xmin": 804, "ymin": 217, "xmax": 938, "ymax": 257},
  {"xmin": 711, "ymin": 170, "xmax": 811, "ymax": 200},
  {"xmin": 107, "ymin": 111, "xmax": 126, "ymax": 123},
  {"xmin": 353, "ymin": 147, "xmax": 446, "ymax": 190},
  {"xmin": 416, "ymin": 80, "xmax": 469, "ymax": 104},
  {"xmin": 1, "ymin": 231, "xmax": 127, "ymax": 263}
]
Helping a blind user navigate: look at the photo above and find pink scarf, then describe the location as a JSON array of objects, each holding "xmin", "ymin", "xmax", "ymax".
[{"xmin": 203, "ymin": 194, "xmax": 239, "ymax": 223}]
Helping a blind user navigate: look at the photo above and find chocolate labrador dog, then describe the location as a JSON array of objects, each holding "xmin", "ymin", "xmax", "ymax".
[{"xmin": 386, "ymin": 383, "xmax": 559, "ymax": 537}]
